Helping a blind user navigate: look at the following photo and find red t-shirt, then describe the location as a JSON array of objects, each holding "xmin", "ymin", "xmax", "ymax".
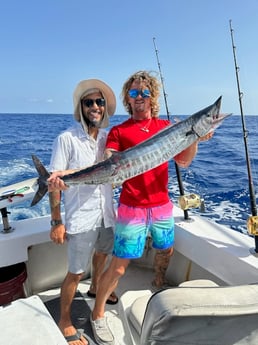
[{"xmin": 106, "ymin": 117, "xmax": 171, "ymax": 207}]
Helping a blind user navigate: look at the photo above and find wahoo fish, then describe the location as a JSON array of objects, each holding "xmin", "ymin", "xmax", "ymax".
[{"xmin": 31, "ymin": 96, "xmax": 230, "ymax": 206}]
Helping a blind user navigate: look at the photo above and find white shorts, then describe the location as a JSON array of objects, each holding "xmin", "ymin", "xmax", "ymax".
[{"xmin": 66, "ymin": 223, "xmax": 114, "ymax": 274}]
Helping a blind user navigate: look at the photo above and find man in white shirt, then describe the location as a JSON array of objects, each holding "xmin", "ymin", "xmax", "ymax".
[{"xmin": 48, "ymin": 79, "xmax": 117, "ymax": 345}]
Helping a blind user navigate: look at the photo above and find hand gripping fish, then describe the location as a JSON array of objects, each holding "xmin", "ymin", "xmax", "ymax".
[{"xmin": 31, "ymin": 96, "xmax": 230, "ymax": 206}]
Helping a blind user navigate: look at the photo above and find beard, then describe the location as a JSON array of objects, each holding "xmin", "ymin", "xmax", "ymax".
[{"xmin": 83, "ymin": 114, "xmax": 103, "ymax": 128}]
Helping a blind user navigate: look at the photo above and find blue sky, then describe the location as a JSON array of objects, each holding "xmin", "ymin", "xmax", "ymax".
[{"xmin": 1, "ymin": 0, "xmax": 257, "ymax": 115}]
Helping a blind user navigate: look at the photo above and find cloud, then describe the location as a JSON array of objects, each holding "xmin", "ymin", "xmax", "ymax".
[{"xmin": 28, "ymin": 98, "xmax": 53, "ymax": 104}]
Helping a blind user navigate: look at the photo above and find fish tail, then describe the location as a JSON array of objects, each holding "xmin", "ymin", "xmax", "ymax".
[{"xmin": 31, "ymin": 154, "xmax": 50, "ymax": 206}]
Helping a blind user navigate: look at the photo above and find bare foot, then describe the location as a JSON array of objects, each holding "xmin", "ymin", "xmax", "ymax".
[{"xmin": 60, "ymin": 325, "xmax": 88, "ymax": 345}]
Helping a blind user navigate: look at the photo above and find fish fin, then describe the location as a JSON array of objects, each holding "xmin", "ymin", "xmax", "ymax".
[{"xmin": 31, "ymin": 154, "xmax": 50, "ymax": 206}]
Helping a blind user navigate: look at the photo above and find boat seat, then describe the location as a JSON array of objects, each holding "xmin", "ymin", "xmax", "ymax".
[
  {"xmin": 0, "ymin": 295, "xmax": 67, "ymax": 344},
  {"xmin": 129, "ymin": 279, "xmax": 218, "ymax": 335},
  {"xmin": 129, "ymin": 280, "xmax": 258, "ymax": 345},
  {"xmin": 178, "ymin": 279, "xmax": 219, "ymax": 287}
]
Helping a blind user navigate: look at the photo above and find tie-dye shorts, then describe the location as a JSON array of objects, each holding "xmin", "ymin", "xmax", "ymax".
[{"xmin": 113, "ymin": 201, "xmax": 174, "ymax": 259}]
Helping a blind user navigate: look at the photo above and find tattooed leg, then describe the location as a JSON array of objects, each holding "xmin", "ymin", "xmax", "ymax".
[{"xmin": 153, "ymin": 247, "xmax": 173, "ymax": 288}]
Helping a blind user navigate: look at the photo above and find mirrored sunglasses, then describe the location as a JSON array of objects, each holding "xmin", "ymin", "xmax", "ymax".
[
  {"xmin": 82, "ymin": 98, "xmax": 106, "ymax": 107},
  {"xmin": 128, "ymin": 89, "xmax": 151, "ymax": 99}
]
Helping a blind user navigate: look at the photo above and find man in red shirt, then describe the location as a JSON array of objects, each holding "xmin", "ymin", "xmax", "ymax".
[{"xmin": 90, "ymin": 71, "xmax": 212, "ymax": 345}]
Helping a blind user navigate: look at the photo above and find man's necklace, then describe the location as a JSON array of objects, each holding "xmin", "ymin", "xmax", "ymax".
[{"xmin": 133, "ymin": 118, "xmax": 152, "ymax": 132}]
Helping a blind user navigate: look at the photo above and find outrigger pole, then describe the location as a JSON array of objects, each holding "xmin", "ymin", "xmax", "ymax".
[
  {"xmin": 152, "ymin": 37, "xmax": 190, "ymax": 220},
  {"xmin": 229, "ymin": 20, "xmax": 258, "ymax": 254}
]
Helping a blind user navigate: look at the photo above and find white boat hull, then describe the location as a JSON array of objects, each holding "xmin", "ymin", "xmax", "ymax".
[{"xmin": 0, "ymin": 205, "xmax": 258, "ymax": 344}]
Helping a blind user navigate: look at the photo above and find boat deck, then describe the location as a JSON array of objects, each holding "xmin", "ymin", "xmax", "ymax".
[
  {"xmin": 39, "ymin": 263, "xmax": 156, "ymax": 345},
  {"xmin": 2, "ymin": 205, "xmax": 258, "ymax": 344}
]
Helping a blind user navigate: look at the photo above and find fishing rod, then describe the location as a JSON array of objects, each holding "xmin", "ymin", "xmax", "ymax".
[
  {"xmin": 229, "ymin": 20, "xmax": 258, "ymax": 254},
  {"xmin": 153, "ymin": 38, "xmax": 202, "ymax": 220},
  {"xmin": 153, "ymin": 37, "xmax": 171, "ymax": 120}
]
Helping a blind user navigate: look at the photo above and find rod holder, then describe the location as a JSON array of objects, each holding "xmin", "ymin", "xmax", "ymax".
[{"xmin": 1, "ymin": 207, "xmax": 14, "ymax": 233}]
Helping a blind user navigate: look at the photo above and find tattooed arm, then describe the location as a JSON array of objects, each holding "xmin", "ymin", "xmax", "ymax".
[{"xmin": 49, "ymin": 189, "xmax": 66, "ymax": 244}]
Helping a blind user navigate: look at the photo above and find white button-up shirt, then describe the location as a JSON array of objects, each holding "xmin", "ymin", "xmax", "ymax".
[{"xmin": 49, "ymin": 123, "xmax": 115, "ymax": 234}]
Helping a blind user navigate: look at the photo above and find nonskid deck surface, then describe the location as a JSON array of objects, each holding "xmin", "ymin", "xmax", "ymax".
[{"xmin": 39, "ymin": 264, "xmax": 156, "ymax": 345}]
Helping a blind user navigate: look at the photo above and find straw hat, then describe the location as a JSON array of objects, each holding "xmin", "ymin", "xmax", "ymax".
[{"xmin": 73, "ymin": 79, "xmax": 116, "ymax": 128}]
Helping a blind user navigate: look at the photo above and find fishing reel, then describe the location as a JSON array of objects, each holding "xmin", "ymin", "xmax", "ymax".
[
  {"xmin": 178, "ymin": 193, "xmax": 205, "ymax": 212},
  {"xmin": 247, "ymin": 216, "xmax": 258, "ymax": 236}
]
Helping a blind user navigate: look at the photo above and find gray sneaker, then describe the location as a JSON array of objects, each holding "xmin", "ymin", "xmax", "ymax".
[{"xmin": 90, "ymin": 314, "xmax": 115, "ymax": 345}]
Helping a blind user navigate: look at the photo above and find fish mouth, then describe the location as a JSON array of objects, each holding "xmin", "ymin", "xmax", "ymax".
[
  {"xmin": 212, "ymin": 113, "xmax": 232, "ymax": 127},
  {"xmin": 210, "ymin": 96, "xmax": 231, "ymax": 128},
  {"xmin": 208, "ymin": 113, "xmax": 231, "ymax": 135},
  {"xmin": 215, "ymin": 95, "xmax": 222, "ymax": 109}
]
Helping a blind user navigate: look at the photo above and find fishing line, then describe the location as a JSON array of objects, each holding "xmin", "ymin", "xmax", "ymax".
[
  {"xmin": 229, "ymin": 20, "xmax": 258, "ymax": 254},
  {"xmin": 152, "ymin": 38, "xmax": 204, "ymax": 219}
]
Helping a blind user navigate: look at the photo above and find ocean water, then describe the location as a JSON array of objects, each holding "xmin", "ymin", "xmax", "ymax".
[{"xmin": 0, "ymin": 113, "xmax": 258, "ymax": 236}]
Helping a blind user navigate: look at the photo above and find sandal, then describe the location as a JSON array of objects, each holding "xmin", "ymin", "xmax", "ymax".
[
  {"xmin": 86, "ymin": 290, "xmax": 118, "ymax": 305},
  {"xmin": 64, "ymin": 330, "xmax": 88, "ymax": 344}
]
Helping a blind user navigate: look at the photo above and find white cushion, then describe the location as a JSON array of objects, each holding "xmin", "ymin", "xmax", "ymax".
[
  {"xmin": 179, "ymin": 279, "xmax": 219, "ymax": 287},
  {"xmin": 129, "ymin": 294, "xmax": 151, "ymax": 335},
  {"xmin": 140, "ymin": 283, "xmax": 258, "ymax": 345},
  {"xmin": 0, "ymin": 295, "xmax": 67, "ymax": 344},
  {"xmin": 129, "ymin": 280, "xmax": 218, "ymax": 335}
]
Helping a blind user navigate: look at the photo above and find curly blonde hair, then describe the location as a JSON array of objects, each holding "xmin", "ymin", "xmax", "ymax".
[{"xmin": 121, "ymin": 70, "xmax": 161, "ymax": 117}]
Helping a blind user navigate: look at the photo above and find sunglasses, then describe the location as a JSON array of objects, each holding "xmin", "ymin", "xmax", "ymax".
[
  {"xmin": 128, "ymin": 89, "xmax": 151, "ymax": 99},
  {"xmin": 82, "ymin": 98, "xmax": 106, "ymax": 107}
]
